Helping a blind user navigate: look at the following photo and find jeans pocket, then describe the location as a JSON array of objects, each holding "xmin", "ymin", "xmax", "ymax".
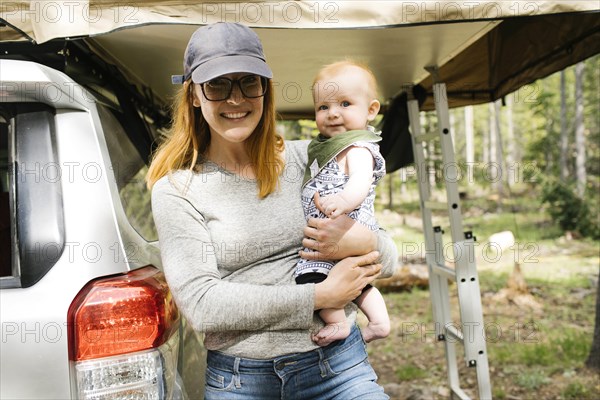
[
  {"xmin": 325, "ymin": 342, "xmax": 368, "ymax": 376},
  {"xmin": 205, "ymin": 366, "xmax": 235, "ymax": 391}
]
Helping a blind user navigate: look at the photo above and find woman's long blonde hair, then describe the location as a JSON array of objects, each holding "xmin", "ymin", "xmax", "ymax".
[{"xmin": 146, "ymin": 80, "xmax": 284, "ymax": 198}]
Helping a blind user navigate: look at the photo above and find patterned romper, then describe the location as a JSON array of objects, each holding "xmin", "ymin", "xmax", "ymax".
[{"xmin": 295, "ymin": 129, "xmax": 386, "ymax": 284}]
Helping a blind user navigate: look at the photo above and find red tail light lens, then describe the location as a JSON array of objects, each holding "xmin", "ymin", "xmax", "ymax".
[{"xmin": 68, "ymin": 266, "xmax": 179, "ymax": 361}]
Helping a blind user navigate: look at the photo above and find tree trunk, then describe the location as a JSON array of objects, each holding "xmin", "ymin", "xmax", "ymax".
[
  {"xmin": 495, "ymin": 100, "xmax": 506, "ymax": 212},
  {"xmin": 489, "ymin": 102, "xmax": 505, "ymax": 200},
  {"xmin": 489, "ymin": 102, "xmax": 496, "ymax": 165},
  {"xmin": 575, "ymin": 62, "xmax": 587, "ymax": 197},
  {"xmin": 399, "ymin": 168, "xmax": 406, "ymax": 195},
  {"xmin": 505, "ymin": 96, "xmax": 515, "ymax": 186},
  {"xmin": 543, "ymin": 80, "xmax": 554, "ymax": 173},
  {"xmin": 560, "ymin": 70, "xmax": 569, "ymax": 181},
  {"xmin": 586, "ymin": 278, "xmax": 600, "ymax": 371},
  {"xmin": 483, "ymin": 105, "xmax": 490, "ymax": 165},
  {"xmin": 464, "ymin": 106, "xmax": 475, "ymax": 186},
  {"xmin": 388, "ymin": 173, "xmax": 393, "ymax": 209}
]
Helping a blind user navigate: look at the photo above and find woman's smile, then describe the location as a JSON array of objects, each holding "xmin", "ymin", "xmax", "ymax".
[{"xmin": 221, "ymin": 111, "xmax": 250, "ymax": 120}]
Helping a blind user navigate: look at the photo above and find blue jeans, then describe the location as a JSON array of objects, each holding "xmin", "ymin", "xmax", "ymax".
[{"xmin": 204, "ymin": 326, "xmax": 388, "ymax": 399}]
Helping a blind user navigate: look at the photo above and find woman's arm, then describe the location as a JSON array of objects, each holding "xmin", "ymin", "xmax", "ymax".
[
  {"xmin": 153, "ymin": 178, "xmax": 315, "ymax": 333},
  {"xmin": 314, "ymin": 251, "xmax": 382, "ymax": 309},
  {"xmin": 300, "ymin": 199, "xmax": 398, "ymax": 278}
]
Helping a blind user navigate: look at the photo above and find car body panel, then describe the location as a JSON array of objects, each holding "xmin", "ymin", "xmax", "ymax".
[{"xmin": 0, "ymin": 59, "xmax": 190, "ymax": 399}]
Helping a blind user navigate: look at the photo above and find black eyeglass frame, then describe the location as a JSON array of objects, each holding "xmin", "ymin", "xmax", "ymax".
[{"xmin": 199, "ymin": 75, "xmax": 268, "ymax": 101}]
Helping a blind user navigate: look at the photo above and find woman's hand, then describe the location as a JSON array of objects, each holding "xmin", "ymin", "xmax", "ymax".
[
  {"xmin": 314, "ymin": 251, "xmax": 382, "ymax": 310},
  {"xmin": 300, "ymin": 193, "xmax": 377, "ymax": 260}
]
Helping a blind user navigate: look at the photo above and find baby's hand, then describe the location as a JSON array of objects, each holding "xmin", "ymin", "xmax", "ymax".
[{"xmin": 319, "ymin": 194, "xmax": 354, "ymax": 218}]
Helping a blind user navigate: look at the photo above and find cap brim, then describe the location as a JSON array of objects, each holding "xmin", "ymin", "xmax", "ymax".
[{"xmin": 191, "ymin": 55, "xmax": 273, "ymax": 83}]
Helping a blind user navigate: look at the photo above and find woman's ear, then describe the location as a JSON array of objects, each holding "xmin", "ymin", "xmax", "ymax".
[
  {"xmin": 191, "ymin": 84, "xmax": 202, "ymax": 108},
  {"xmin": 367, "ymin": 99, "xmax": 381, "ymax": 122},
  {"xmin": 192, "ymin": 94, "xmax": 202, "ymax": 108}
]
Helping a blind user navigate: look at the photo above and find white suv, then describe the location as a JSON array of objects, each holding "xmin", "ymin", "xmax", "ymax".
[{"xmin": 0, "ymin": 42, "xmax": 205, "ymax": 400}]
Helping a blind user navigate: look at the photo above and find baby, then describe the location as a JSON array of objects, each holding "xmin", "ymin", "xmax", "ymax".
[{"xmin": 296, "ymin": 60, "xmax": 391, "ymax": 346}]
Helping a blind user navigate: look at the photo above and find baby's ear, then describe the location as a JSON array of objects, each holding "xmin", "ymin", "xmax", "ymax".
[{"xmin": 367, "ymin": 99, "xmax": 381, "ymax": 121}]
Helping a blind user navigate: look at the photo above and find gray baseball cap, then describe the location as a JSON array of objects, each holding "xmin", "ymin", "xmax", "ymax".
[{"xmin": 172, "ymin": 22, "xmax": 272, "ymax": 84}]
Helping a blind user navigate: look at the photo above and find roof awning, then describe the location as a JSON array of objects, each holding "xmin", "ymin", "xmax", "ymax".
[{"xmin": 1, "ymin": 1, "xmax": 599, "ymax": 115}]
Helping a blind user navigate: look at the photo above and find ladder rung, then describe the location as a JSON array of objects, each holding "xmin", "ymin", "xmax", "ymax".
[
  {"xmin": 414, "ymin": 132, "xmax": 439, "ymax": 142},
  {"xmin": 432, "ymin": 263, "xmax": 456, "ymax": 281},
  {"xmin": 424, "ymin": 201, "xmax": 447, "ymax": 210},
  {"xmin": 445, "ymin": 324, "xmax": 464, "ymax": 342},
  {"xmin": 450, "ymin": 386, "xmax": 471, "ymax": 400}
]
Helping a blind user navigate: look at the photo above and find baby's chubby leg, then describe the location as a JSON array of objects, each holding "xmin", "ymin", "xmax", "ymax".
[
  {"xmin": 312, "ymin": 308, "xmax": 351, "ymax": 347},
  {"xmin": 355, "ymin": 287, "xmax": 391, "ymax": 342}
]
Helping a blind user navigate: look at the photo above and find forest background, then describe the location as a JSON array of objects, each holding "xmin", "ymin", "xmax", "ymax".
[{"xmin": 278, "ymin": 54, "xmax": 599, "ymax": 399}]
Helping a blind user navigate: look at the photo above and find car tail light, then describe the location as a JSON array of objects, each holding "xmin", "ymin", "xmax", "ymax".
[{"xmin": 68, "ymin": 266, "xmax": 181, "ymax": 399}]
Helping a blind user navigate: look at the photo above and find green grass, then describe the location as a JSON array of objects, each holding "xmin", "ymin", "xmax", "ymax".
[
  {"xmin": 463, "ymin": 211, "xmax": 562, "ymax": 242},
  {"xmin": 486, "ymin": 318, "xmax": 593, "ymax": 368},
  {"xmin": 395, "ymin": 364, "xmax": 427, "ymax": 380},
  {"xmin": 563, "ymin": 381, "xmax": 592, "ymax": 399},
  {"xmin": 518, "ymin": 342, "xmax": 557, "ymax": 366},
  {"xmin": 514, "ymin": 370, "xmax": 550, "ymax": 390},
  {"xmin": 378, "ymin": 185, "xmax": 569, "ymax": 243},
  {"xmin": 476, "ymin": 242, "xmax": 598, "ymax": 287},
  {"xmin": 388, "ymin": 225, "xmax": 426, "ymax": 251},
  {"xmin": 376, "ymin": 199, "xmax": 421, "ymax": 215},
  {"xmin": 554, "ymin": 330, "xmax": 593, "ymax": 363},
  {"xmin": 492, "ymin": 386, "xmax": 507, "ymax": 399},
  {"xmin": 479, "ymin": 272, "xmax": 509, "ymax": 292},
  {"xmin": 368, "ymin": 339, "xmax": 395, "ymax": 356}
]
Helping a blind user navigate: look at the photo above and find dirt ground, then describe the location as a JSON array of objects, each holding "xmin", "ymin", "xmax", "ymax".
[
  {"xmin": 359, "ymin": 230, "xmax": 600, "ymax": 399},
  {"xmin": 361, "ymin": 286, "xmax": 600, "ymax": 399}
]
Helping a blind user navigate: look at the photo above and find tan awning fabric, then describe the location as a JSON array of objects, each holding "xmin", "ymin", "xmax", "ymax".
[
  {"xmin": 2, "ymin": 1, "xmax": 598, "ymax": 44},
  {"xmin": 1, "ymin": 1, "xmax": 599, "ymax": 114},
  {"xmin": 419, "ymin": 11, "xmax": 600, "ymax": 110},
  {"xmin": 88, "ymin": 20, "xmax": 503, "ymax": 115}
]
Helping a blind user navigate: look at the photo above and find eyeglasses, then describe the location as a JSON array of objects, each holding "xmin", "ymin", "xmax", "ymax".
[{"xmin": 200, "ymin": 75, "xmax": 268, "ymax": 101}]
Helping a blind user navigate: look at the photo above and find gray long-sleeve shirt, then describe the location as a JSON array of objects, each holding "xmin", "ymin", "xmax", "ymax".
[{"xmin": 152, "ymin": 140, "xmax": 398, "ymax": 359}]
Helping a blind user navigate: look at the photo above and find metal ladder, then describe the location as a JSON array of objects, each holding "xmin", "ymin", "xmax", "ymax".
[{"xmin": 406, "ymin": 68, "xmax": 492, "ymax": 399}]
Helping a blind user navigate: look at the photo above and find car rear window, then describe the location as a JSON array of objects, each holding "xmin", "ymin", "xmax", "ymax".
[{"xmin": 97, "ymin": 104, "xmax": 158, "ymax": 242}]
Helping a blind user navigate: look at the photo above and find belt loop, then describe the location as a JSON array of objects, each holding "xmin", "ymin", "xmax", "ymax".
[
  {"xmin": 233, "ymin": 357, "xmax": 242, "ymax": 388},
  {"xmin": 317, "ymin": 348, "xmax": 327, "ymax": 378}
]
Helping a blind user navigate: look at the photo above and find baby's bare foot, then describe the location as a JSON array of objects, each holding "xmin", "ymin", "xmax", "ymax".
[
  {"xmin": 312, "ymin": 322, "xmax": 351, "ymax": 347},
  {"xmin": 362, "ymin": 321, "xmax": 391, "ymax": 343}
]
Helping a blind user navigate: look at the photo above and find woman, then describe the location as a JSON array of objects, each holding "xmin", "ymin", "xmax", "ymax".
[{"xmin": 147, "ymin": 22, "xmax": 397, "ymax": 399}]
